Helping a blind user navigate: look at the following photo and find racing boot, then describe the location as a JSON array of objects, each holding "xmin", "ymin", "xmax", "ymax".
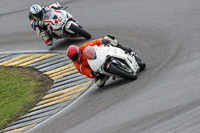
[
  {"xmin": 103, "ymin": 35, "xmax": 133, "ymax": 54},
  {"xmin": 41, "ymin": 35, "xmax": 53, "ymax": 47},
  {"xmin": 95, "ymin": 74, "xmax": 109, "ymax": 87}
]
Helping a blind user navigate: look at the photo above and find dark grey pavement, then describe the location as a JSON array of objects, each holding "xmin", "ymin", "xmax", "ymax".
[{"xmin": 1, "ymin": 0, "xmax": 200, "ymax": 133}]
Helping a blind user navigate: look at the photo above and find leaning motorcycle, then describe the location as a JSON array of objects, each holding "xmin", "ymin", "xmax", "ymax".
[
  {"xmin": 83, "ymin": 44, "xmax": 146, "ymax": 82},
  {"xmin": 42, "ymin": 6, "xmax": 91, "ymax": 40}
]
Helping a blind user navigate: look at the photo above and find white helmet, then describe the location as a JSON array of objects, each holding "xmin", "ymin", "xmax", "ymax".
[{"xmin": 30, "ymin": 4, "xmax": 43, "ymax": 20}]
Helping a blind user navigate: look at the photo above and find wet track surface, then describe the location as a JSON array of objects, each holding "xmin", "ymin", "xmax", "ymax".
[{"xmin": 1, "ymin": 0, "xmax": 200, "ymax": 133}]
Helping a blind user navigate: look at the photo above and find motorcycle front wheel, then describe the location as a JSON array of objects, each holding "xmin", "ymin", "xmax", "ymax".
[
  {"xmin": 69, "ymin": 23, "xmax": 91, "ymax": 39},
  {"xmin": 135, "ymin": 56, "xmax": 146, "ymax": 72},
  {"xmin": 108, "ymin": 63, "xmax": 137, "ymax": 81}
]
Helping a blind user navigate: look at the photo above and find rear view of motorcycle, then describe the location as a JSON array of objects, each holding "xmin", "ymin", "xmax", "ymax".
[{"xmin": 83, "ymin": 44, "xmax": 146, "ymax": 82}]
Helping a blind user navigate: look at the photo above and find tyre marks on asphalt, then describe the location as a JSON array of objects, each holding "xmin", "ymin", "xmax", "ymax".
[{"xmin": 0, "ymin": 52, "xmax": 92, "ymax": 133}]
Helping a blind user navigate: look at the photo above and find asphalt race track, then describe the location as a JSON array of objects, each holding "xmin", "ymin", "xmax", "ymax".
[{"xmin": 1, "ymin": 0, "xmax": 200, "ymax": 133}]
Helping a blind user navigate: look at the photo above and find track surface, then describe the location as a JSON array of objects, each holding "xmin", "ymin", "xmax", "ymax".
[{"xmin": 1, "ymin": 0, "xmax": 200, "ymax": 133}]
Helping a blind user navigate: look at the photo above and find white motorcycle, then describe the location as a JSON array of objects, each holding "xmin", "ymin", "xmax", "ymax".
[
  {"xmin": 43, "ymin": 6, "xmax": 91, "ymax": 40},
  {"xmin": 83, "ymin": 44, "xmax": 146, "ymax": 81}
]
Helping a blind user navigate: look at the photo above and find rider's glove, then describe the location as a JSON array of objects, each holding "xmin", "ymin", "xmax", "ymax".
[
  {"xmin": 39, "ymin": 25, "xmax": 53, "ymax": 37},
  {"xmin": 124, "ymin": 48, "xmax": 133, "ymax": 54},
  {"xmin": 39, "ymin": 30, "xmax": 47, "ymax": 37},
  {"xmin": 103, "ymin": 34, "xmax": 118, "ymax": 46},
  {"xmin": 125, "ymin": 48, "xmax": 133, "ymax": 54}
]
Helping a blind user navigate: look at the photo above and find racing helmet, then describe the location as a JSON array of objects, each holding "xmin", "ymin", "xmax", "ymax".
[
  {"xmin": 67, "ymin": 45, "xmax": 82, "ymax": 62},
  {"xmin": 30, "ymin": 4, "xmax": 43, "ymax": 20}
]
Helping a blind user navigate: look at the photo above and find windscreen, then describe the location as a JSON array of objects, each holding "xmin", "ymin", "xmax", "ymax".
[
  {"xmin": 83, "ymin": 46, "xmax": 96, "ymax": 60},
  {"xmin": 43, "ymin": 9, "xmax": 56, "ymax": 20}
]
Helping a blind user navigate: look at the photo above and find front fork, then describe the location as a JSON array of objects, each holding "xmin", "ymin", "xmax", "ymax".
[
  {"xmin": 127, "ymin": 54, "xmax": 140, "ymax": 72},
  {"xmin": 64, "ymin": 21, "xmax": 78, "ymax": 35}
]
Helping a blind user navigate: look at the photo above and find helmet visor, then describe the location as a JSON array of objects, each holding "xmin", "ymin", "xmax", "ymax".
[
  {"xmin": 33, "ymin": 11, "xmax": 43, "ymax": 19},
  {"xmin": 83, "ymin": 46, "xmax": 96, "ymax": 60},
  {"xmin": 70, "ymin": 49, "xmax": 80, "ymax": 61}
]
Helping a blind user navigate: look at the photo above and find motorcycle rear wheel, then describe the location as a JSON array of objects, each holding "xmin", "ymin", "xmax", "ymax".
[
  {"xmin": 69, "ymin": 24, "xmax": 91, "ymax": 39},
  {"xmin": 108, "ymin": 63, "xmax": 137, "ymax": 81}
]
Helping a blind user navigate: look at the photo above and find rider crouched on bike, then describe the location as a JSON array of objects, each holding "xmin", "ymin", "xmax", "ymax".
[
  {"xmin": 29, "ymin": 2, "xmax": 77, "ymax": 47},
  {"xmin": 67, "ymin": 35, "xmax": 134, "ymax": 87}
]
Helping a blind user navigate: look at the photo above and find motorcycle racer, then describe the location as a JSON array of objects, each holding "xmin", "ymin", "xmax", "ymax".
[
  {"xmin": 67, "ymin": 35, "xmax": 134, "ymax": 87},
  {"xmin": 29, "ymin": 2, "xmax": 78, "ymax": 47}
]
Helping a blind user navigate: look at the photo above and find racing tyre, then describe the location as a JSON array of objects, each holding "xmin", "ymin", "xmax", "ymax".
[
  {"xmin": 108, "ymin": 63, "xmax": 137, "ymax": 81},
  {"xmin": 69, "ymin": 24, "xmax": 91, "ymax": 39}
]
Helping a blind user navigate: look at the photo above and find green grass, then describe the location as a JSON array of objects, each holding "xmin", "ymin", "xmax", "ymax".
[{"xmin": 0, "ymin": 66, "xmax": 45, "ymax": 129}]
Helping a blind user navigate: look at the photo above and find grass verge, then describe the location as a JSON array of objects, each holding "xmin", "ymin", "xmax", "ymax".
[{"xmin": 0, "ymin": 66, "xmax": 53, "ymax": 130}]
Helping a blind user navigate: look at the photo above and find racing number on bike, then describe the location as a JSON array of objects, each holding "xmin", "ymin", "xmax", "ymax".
[{"xmin": 58, "ymin": 16, "xmax": 62, "ymax": 22}]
